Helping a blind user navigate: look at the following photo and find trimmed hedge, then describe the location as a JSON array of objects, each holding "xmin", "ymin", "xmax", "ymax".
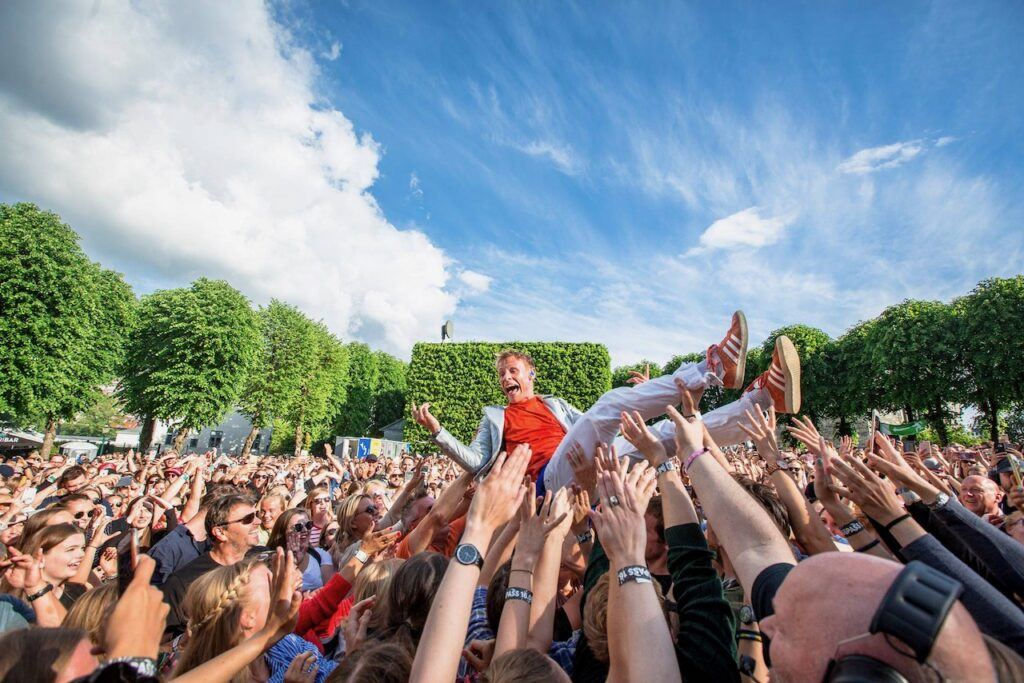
[{"xmin": 403, "ymin": 342, "xmax": 612, "ymax": 447}]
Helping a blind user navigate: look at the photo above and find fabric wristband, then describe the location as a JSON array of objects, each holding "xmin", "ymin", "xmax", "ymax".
[
  {"xmin": 856, "ymin": 539, "xmax": 881, "ymax": 553},
  {"xmin": 616, "ymin": 565, "xmax": 653, "ymax": 586},
  {"xmin": 576, "ymin": 530, "xmax": 593, "ymax": 545},
  {"xmin": 684, "ymin": 448, "xmax": 709, "ymax": 472},
  {"xmin": 655, "ymin": 460, "xmax": 678, "ymax": 476},
  {"xmin": 505, "ymin": 587, "xmax": 533, "ymax": 604},
  {"xmin": 839, "ymin": 520, "xmax": 866, "ymax": 537}
]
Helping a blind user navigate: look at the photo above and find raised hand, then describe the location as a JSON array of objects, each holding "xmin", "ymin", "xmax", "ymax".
[
  {"xmin": 517, "ymin": 486, "xmax": 569, "ymax": 562},
  {"xmin": 411, "ymin": 403, "xmax": 441, "ymax": 434},
  {"xmin": 262, "ymin": 548, "xmax": 303, "ymax": 645},
  {"xmin": 738, "ymin": 406, "xmax": 780, "ymax": 463},
  {"xmin": 1, "ymin": 547, "xmax": 45, "ymax": 592},
  {"xmin": 787, "ymin": 415, "xmax": 824, "ymax": 456},
  {"xmin": 589, "ymin": 460, "xmax": 656, "ymax": 563},
  {"xmin": 570, "ymin": 486, "xmax": 591, "ymax": 536},
  {"xmin": 620, "ymin": 410, "xmax": 669, "ymax": 466},
  {"xmin": 828, "ymin": 452, "xmax": 905, "ymax": 526},
  {"xmin": 567, "ymin": 442, "xmax": 597, "ymax": 495},
  {"xmin": 360, "ymin": 529, "xmax": 401, "ymax": 557},
  {"xmin": 626, "ymin": 363, "xmax": 650, "ymax": 385},
  {"xmin": 666, "ymin": 404, "xmax": 704, "ymax": 457},
  {"xmin": 466, "ymin": 444, "xmax": 531, "ymax": 533},
  {"xmin": 103, "ymin": 555, "xmax": 171, "ymax": 660},
  {"xmin": 342, "ymin": 596, "xmax": 375, "ymax": 653},
  {"xmin": 594, "ymin": 442, "xmax": 623, "ymax": 478}
]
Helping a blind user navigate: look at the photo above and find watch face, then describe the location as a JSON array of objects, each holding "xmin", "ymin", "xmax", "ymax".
[
  {"xmin": 456, "ymin": 544, "xmax": 479, "ymax": 565},
  {"xmin": 739, "ymin": 604, "xmax": 755, "ymax": 624}
]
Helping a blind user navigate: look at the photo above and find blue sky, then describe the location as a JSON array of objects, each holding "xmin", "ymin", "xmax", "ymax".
[{"xmin": 1, "ymin": 1, "xmax": 1022, "ymax": 364}]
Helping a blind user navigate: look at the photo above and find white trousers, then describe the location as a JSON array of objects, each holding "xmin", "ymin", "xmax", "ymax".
[{"xmin": 542, "ymin": 362, "xmax": 770, "ymax": 493}]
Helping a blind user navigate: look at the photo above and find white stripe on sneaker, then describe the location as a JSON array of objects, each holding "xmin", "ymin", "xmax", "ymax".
[
  {"xmin": 725, "ymin": 336, "xmax": 741, "ymax": 353},
  {"xmin": 721, "ymin": 345, "xmax": 739, "ymax": 363},
  {"xmin": 770, "ymin": 366, "xmax": 785, "ymax": 382},
  {"xmin": 769, "ymin": 375, "xmax": 785, "ymax": 391}
]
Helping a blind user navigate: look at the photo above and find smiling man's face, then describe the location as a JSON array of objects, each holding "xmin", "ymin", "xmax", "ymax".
[{"xmin": 497, "ymin": 357, "xmax": 536, "ymax": 404}]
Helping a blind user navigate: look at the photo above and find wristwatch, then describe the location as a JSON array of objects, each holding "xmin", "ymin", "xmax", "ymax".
[
  {"xmin": 926, "ymin": 492, "xmax": 950, "ymax": 511},
  {"xmin": 353, "ymin": 549, "xmax": 370, "ymax": 564},
  {"xmin": 655, "ymin": 460, "xmax": 678, "ymax": 476},
  {"xmin": 106, "ymin": 657, "xmax": 158, "ymax": 678},
  {"xmin": 454, "ymin": 543, "xmax": 484, "ymax": 569},
  {"xmin": 27, "ymin": 584, "xmax": 54, "ymax": 602},
  {"xmin": 764, "ymin": 461, "xmax": 786, "ymax": 475},
  {"xmin": 575, "ymin": 530, "xmax": 593, "ymax": 545},
  {"xmin": 738, "ymin": 604, "xmax": 756, "ymax": 625}
]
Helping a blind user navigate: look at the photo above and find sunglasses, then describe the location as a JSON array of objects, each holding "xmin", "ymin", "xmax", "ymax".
[
  {"xmin": 255, "ymin": 474, "xmax": 269, "ymax": 480},
  {"xmin": 360, "ymin": 504, "xmax": 378, "ymax": 517},
  {"xmin": 72, "ymin": 510, "xmax": 89, "ymax": 519},
  {"xmin": 217, "ymin": 511, "xmax": 258, "ymax": 527},
  {"xmin": 313, "ymin": 497, "xmax": 330, "ymax": 505},
  {"xmin": 291, "ymin": 520, "xmax": 314, "ymax": 533}
]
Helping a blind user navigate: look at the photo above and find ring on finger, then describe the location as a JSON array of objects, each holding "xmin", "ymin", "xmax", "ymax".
[{"xmin": 608, "ymin": 495, "xmax": 620, "ymax": 507}]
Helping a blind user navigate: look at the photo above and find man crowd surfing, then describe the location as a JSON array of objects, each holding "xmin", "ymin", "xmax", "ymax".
[{"xmin": 1, "ymin": 310, "xmax": 1023, "ymax": 682}]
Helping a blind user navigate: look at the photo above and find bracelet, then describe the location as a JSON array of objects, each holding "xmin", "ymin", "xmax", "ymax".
[
  {"xmin": 616, "ymin": 565, "xmax": 653, "ymax": 586},
  {"xmin": 736, "ymin": 631, "xmax": 763, "ymax": 643},
  {"xmin": 509, "ymin": 567, "xmax": 534, "ymax": 576},
  {"xmin": 505, "ymin": 587, "xmax": 533, "ymax": 604},
  {"xmin": 575, "ymin": 530, "xmax": 593, "ymax": 545},
  {"xmin": 881, "ymin": 513, "xmax": 912, "ymax": 533},
  {"xmin": 684, "ymin": 448, "xmax": 709, "ymax": 472},
  {"xmin": 839, "ymin": 520, "xmax": 866, "ymax": 537},
  {"xmin": 856, "ymin": 539, "xmax": 881, "ymax": 553},
  {"xmin": 27, "ymin": 584, "xmax": 53, "ymax": 602}
]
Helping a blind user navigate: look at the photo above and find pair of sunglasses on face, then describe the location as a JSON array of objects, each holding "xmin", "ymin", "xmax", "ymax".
[{"xmin": 290, "ymin": 520, "xmax": 314, "ymax": 534}]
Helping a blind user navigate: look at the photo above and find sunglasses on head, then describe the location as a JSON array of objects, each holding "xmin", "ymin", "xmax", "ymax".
[
  {"xmin": 217, "ymin": 511, "xmax": 257, "ymax": 527},
  {"xmin": 291, "ymin": 520, "xmax": 314, "ymax": 534}
]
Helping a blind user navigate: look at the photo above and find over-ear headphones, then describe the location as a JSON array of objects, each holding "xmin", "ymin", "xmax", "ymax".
[{"xmin": 824, "ymin": 561, "xmax": 962, "ymax": 682}]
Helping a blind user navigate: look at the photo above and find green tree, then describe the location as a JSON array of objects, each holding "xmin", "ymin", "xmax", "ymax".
[
  {"xmin": 611, "ymin": 360, "xmax": 660, "ymax": 389},
  {"xmin": 335, "ymin": 343, "xmax": 379, "ymax": 437},
  {"xmin": 956, "ymin": 276, "xmax": 1024, "ymax": 442},
  {"xmin": 59, "ymin": 393, "xmax": 126, "ymax": 439},
  {"xmin": 866, "ymin": 300, "xmax": 962, "ymax": 443},
  {"xmin": 119, "ymin": 278, "xmax": 260, "ymax": 451},
  {"xmin": 284, "ymin": 325, "xmax": 348, "ymax": 456},
  {"xmin": 371, "ymin": 351, "xmax": 407, "ymax": 435},
  {"xmin": 0, "ymin": 203, "xmax": 135, "ymax": 456},
  {"xmin": 237, "ymin": 301, "xmax": 322, "ymax": 458}
]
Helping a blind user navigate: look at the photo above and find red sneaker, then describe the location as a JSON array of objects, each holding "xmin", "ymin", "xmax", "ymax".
[
  {"xmin": 745, "ymin": 335, "xmax": 801, "ymax": 413},
  {"xmin": 705, "ymin": 311, "xmax": 748, "ymax": 389}
]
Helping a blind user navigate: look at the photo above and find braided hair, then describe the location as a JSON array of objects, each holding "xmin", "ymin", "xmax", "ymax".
[{"xmin": 173, "ymin": 559, "xmax": 259, "ymax": 682}]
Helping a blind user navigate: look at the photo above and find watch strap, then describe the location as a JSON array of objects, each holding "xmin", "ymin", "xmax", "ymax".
[{"xmin": 655, "ymin": 460, "xmax": 677, "ymax": 476}]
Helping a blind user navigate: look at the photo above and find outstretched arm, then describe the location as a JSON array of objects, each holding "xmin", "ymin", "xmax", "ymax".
[
  {"xmin": 415, "ymin": 403, "xmax": 494, "ymax": 473},
  {"xmin": 668, "ymin": 406, "xmax": 795, "ymax": 596}
]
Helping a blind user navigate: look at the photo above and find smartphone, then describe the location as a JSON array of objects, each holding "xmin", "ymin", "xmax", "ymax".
[
  {"xmin": 115, "ymin": 532, "xmax": 136, "ymax": 595},
  {"xmin": 105, "ymin": 517, "xmax": 129, "ymax": 537},
  {"xmin": 919, "ymin": 440, "xmax": 931, "ymax": 455},
  {"xmin": 404, "ymin": 471, "xmax": 414, "ymax": 483},
  {"xmin": 995, "ymin": 442, "xmax": 1007, "ymax": 454},
  {"xmin": 903, "ymin": 440, "xmax": 917, "ymax": 454}
]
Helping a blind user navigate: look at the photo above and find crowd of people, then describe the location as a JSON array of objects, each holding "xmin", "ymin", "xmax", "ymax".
[{"xmin": 1, "ymin": 310, "xmax": 1023, "ymax": 682}]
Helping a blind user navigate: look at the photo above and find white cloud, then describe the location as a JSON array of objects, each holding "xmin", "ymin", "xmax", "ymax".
[
  {"xmin": 409, "ymin": 172, "xmax": 423, "ymax": 199},
  {"xmin": 687, "ymin": 206, "xmax": 793, "ymax": 254},
  {"xmin": 935, "ymin": 136, "xmax": 957, "ymax": 147},
  {"xmin": 457, "ymin": 270, "xmax": 492, "ymax": 294},
  {"xmin": 0, "ymin": 1, "xmax": 467, "ymax": 356},
  {"xmin": 837, "ymin": 140, "xmax": 925, "ymax": 174},
  {"xmin": 322, "ymin": 41, "xmax": 342, "ymax": 61},
  {"xmin": 514, "ymin": 139, "xmax": 582, "ymax": 176}
]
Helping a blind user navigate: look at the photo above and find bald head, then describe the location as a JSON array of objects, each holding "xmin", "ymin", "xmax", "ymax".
[
  {"xmin": 760, "ymin": 554, "xmax": 994, "ymax": 683},
  {"xmin": 960, "ymin": 475, "xmax": 1003, "ymax": 517}
]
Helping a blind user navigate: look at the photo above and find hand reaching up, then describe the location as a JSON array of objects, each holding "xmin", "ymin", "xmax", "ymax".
[
  {"xmin": 260, "ymin": 548, "xmax": 303, "ymax": 646},
  {"xmin": 738, "ymin": 406, "xmax": 780, "ymax": 463},
  {"xmin": 567, "ymin": 442, "xmax": 598, "ymax": 495},
  {"xmin": 466, "ymin": 444, "xmax": 530, "ymax": 533},
  {"xmin": 589, "ymin": 460, "xmax": 656, "ymax": 564},
  {"xmin": 620, "ymin": 410, "xmax": 669, "ymax": 466},
  {"xmin": 343, "ymin": 596, "xmax": 375, "ymax": 653},
  {"xmin": 787, "ymin": 416, "xmax": 824, "ymax": 457},
  {"xmin": 827, "ymin": 452, "xmax": 905, "ymax": 526},
  {"xmin": 103, "ymin": 555, "xmax": 170, "ymax": 660},
  {"xmin": 411, "ymin": 403, "xmax": 441, "ymax": 434}
]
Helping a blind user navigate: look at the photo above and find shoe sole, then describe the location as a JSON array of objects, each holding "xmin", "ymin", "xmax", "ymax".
[
  {"xmin": 729, "ymin": 310, "xmax": 748, "ymax": 389},
  {"xmin": 775, "ymin": 336, "xmax": 801, "ymax": 413}
]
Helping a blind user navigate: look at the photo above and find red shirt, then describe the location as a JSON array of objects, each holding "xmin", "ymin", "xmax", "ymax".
[{"xmin": 503, "ymin": 396, "xmax": 566, "ymax": 479}]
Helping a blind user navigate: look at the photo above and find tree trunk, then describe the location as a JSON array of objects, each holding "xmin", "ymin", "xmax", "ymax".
[
  {"xmin": 173, "ymin": 428, "xmax": 190, "ymax": 453},
  {"xmin": 292, "ymin": 420, "xmax": 304, "ymax": 459},
  {"xmin": 138, "ymin": 415, "xmax": 156, "ymax": 452},
  {"xmin": 988, "ymin": 397, "xmax": 1000, "ymax": 444},
  {"xmin": 931, "ymin": 400, "xmax": 950, "ymax": 445},
  {"xmin": 40, "ymin": 417, "xmax": 58, "ymax": 459},
  {"xmin": 240, "ymin": 425, "xmax": 260, "ymax": 459},
  {"xmin": 837, "ymin": 415, "xmax": 852, "ymax": 437},
  {"xmin": 904, "ymin": 405, "xmax": 916, "ymax": 422}
]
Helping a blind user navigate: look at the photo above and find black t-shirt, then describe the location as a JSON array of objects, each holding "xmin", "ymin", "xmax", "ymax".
[{"xmin": 59, "ymin": 582, "xmax": 88, "ymax": 610}]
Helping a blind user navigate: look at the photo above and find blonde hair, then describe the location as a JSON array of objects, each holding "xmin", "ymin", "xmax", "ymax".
[
  {"xmin": 583, "ymin": 573, "xmax": 670, "ymax": 664},
  {"xmin": 353, "ymin": 558, "xmax": 403, "ymax": 632},
  {"xmin": 494, "ymin": 349, "xmax": 535, "ymax": 372},
  {"xmin": 174, "ymin": 560, "xmax": 259, "ymax": 683},
  {"xmin": 483, "ymin": 649, "xmax": 561, "ymax": 682},
  {"xmin": 333, "ymin": 493, "xmax": 372, "ymax": 561},
  {"xmin": 63, "ymin": 582, "xmax": 118, "ymax": 649}
]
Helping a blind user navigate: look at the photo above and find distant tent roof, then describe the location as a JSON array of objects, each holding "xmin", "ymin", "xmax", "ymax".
[{"xmin": 0, "ymin": 430, "xmax": 43, "ymax": 452}]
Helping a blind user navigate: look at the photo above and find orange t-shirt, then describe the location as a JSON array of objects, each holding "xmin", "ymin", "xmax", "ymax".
[
  {"xmin": 503, "ymin": 396, "xmax": 566, "ymax": 479},
  {"xmin": 394, "ymin": 515, "xmax": 468, "ymax": 559}
]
